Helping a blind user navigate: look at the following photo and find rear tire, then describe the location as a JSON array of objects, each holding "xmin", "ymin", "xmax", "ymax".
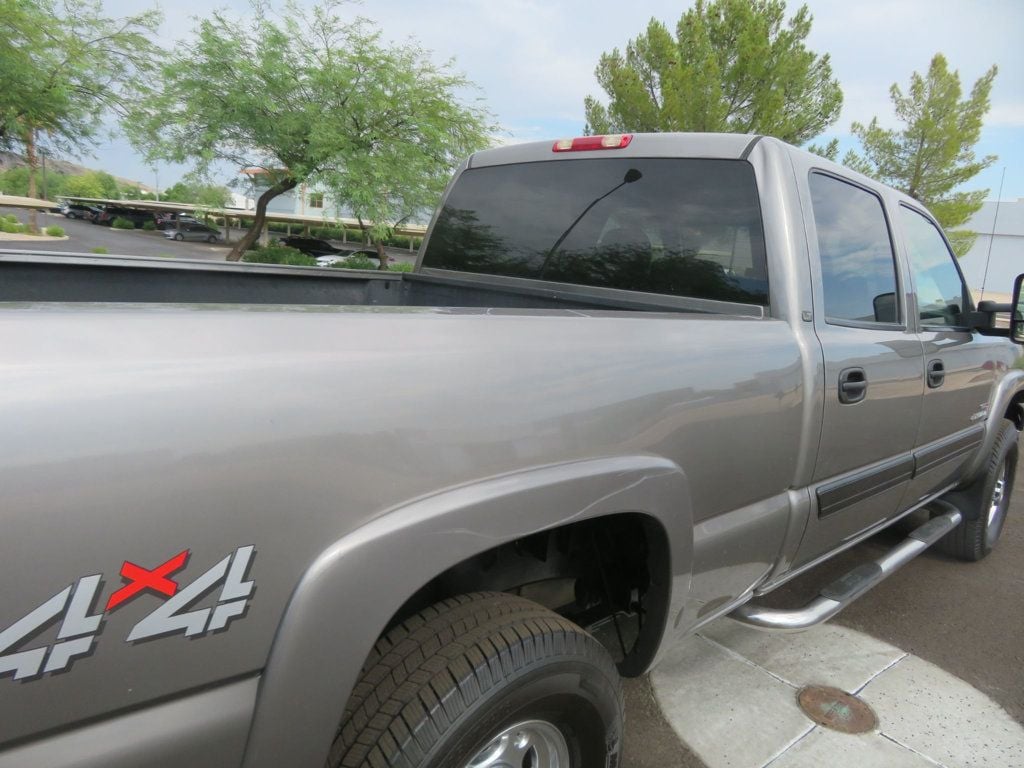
[
  {"xmin": 328, "ymin": 592, "xmax": 623, "ymax": 768},
  {"xmin": 173, "ymin": 233, "xmax": 184, "ymax": 241},
  {"xmin": 936, "ymin": 418, "xmax": 1018, "ymax": 561}
]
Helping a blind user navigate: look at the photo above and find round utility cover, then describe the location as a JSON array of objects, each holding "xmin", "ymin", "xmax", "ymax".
[{"xmin": 797, "ymin": 685, "xmax": 878, "ymax": 734}]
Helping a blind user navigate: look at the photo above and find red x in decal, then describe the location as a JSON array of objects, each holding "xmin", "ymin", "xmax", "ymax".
[{"xmin": 106, "ymin": 550, "xmax": 190, "ymax": 611}]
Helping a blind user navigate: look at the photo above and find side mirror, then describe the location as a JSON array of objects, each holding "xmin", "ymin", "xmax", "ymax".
[{"xmin": 1013, "ymin": 274, "xmax": 1024, "ymax": 343}]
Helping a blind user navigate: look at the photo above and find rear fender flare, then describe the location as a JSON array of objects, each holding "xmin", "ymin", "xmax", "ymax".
[{"xmin": 241, "ymin": 454, "xmax": 693, "ymax": 768}]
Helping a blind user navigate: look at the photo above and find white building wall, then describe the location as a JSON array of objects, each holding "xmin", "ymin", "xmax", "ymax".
[{"xmin": 956, "ymin": 200, "xmax": 1024, "ymax": 297}]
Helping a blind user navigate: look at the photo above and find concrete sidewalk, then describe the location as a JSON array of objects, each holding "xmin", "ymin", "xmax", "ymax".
[{"xmin": 649, "ymin": 619, "xmax": 1024, "ymax": 768}]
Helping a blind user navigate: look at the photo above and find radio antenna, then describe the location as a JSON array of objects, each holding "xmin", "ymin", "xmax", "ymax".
[{"xmin": 978, "ymin": 166, "xmax": 1006, "ymax": 303}]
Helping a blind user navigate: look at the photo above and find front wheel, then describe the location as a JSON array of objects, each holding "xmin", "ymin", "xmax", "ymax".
[
  {"xmin": 936, "ymin": 418, "xmax": 1018, "ymax": 561},
  {"xmin": 329, "ymin": 592, "xmax": 623, "ymax": 768},
  {"xmin": 206, "ymin": 235, "xmax": 217, "ymax": 243},
  {"xmin": 173, "ymin": 233, "xmax": 184, "ymax": 241}
]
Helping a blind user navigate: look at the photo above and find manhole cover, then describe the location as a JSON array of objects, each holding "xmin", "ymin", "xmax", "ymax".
[{"xmin": 797, "ymin": 685, "xmax": 877, "ymax": 734}]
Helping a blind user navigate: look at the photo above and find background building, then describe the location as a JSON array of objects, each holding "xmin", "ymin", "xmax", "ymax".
[{"xmin": 958, "ymin": 200, "xmax": 1024, "ymax": 300}]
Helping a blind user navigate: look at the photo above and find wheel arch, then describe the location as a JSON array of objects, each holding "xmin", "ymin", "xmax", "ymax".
[
  {"xmin": 963, "ymin": 369, "xmax": 1024, "ymax": 483},
  {"xmin": 240, "ymin": 455, "xmax": 693, "ymax": 768}
]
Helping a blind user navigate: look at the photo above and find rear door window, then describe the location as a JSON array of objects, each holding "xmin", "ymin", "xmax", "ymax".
[
  {"xmin": 422, "ymin": 158, "xmax": 769, "ymax": 305},
  {"xmin": 809, "ymin": 173, "xmax": 900, "ymax": 325}
]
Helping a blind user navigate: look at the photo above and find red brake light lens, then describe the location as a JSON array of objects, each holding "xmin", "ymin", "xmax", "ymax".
[{"xmin": 552, "ymin": 134, "xmax": 633, "ymax": 152}]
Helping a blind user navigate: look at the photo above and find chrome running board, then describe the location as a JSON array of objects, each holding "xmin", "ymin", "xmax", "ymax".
[{"xmin": 729, "ymin": 503, "xmax": 962, "ymax": 632}]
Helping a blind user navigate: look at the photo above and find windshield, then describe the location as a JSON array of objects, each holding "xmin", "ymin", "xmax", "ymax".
[{"xmin": 422, "ymin": 157, "xmax": 768, "ymax": 305}]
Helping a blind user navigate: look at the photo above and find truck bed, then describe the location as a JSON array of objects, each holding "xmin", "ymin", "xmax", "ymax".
[{"xmin": 0, "ymin": 250, "xmax": 765, "ymax": 317}]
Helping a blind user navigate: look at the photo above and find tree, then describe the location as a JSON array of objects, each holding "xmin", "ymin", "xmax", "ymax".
[
  {"xmin": 844, "ymin": 54, "xmax": 997, "ymax": 256},
  {"xmin": 0, "ymin": 166, "xmax": 66, "ymax": 200},
  {"xmin": 161, "ymin": 180, "xmax": 232, "ymax": 208},
  {"xmin": 0, "ymin": 0, "xmax": 161, "ymax": 229},
  {"xmin": 129, "ymin": 0, "xmax": 492, "ymax": 264},
  {"xmin": 584, "ymin": 0, "xmax": 842, "ymax": 144}
]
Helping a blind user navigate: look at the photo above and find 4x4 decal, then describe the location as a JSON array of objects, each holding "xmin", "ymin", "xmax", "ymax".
[{"xmin": 0, "ymin": 546, "xmax": 255, "ymax": 682}]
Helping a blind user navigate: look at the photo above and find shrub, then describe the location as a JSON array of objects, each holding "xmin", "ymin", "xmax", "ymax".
[
  {"xmin": 142, "ymin": 220, "xmax": 156, "ymax": 231},
  {"xmin": 388, "ymin": 262, "xmax": 414, "ymax": 272},
  {"xmin": 330, "ymin": 255, "xmax": 379, "ymax": 270},
  {"xmin": 311, "ymin": 226, "xmax": 344, "ymax": 239},
  {"xmin": 0, "ymin": 220, "xmax": 25, "ymax": 233},
  {"xmin": 91, "ymin": 246, "xmax": 109, "ymax": 254},
  {"xmin": 111, "ymin": 217, "xmax": 135, "ymax": 230},
  {"xmin": 3, "ymin": 214, "xmax": 19, "ymax": 224},
  {"xmin": 241, "ymin": 245, "xmax": 316, "ymax": 266},
  {"xmin": 44, "ymin": 225, "xmax": 65, "ymax": 237}
]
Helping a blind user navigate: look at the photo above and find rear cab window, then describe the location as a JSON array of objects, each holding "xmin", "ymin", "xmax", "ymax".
[{"xmin": 421, "ymin": 158, "xmax": 769, "ymax": 306}]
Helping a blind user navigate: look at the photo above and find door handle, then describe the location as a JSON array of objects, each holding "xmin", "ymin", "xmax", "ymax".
[
  {"xmin": 838, "ymin": 367, "xmax": 868, "ymax": 404},
  {"xmin": 927, "ymin": 359, "xmax": 945, "ymax": 389}
]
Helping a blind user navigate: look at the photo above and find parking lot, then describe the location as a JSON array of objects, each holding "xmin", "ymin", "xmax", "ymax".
[{"xmin": 0, "ymin": 206, "xmax": 235, "ymax": 261}]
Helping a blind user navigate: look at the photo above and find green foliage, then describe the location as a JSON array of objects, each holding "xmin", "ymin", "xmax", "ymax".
[
  {"xmin": 128, "ymin": 0, "xmax": 492, "ymax": 262},
  {"xmin": 160, "ymin": 179, "xmax": 232, "ymax": 208},
  {"xmin": 90, "ymin": 246, "xmax": 108, "ymax": 254},
  {"xmin": 44, "ymin": 225, "xmax": 64, "ymax": 236},
  {"xmin": 330, "ymin": 255, "xmax": 378, "ymax": 270},
  {"xmin": 0, "ymin": 0, "xmax": 161, "ymax": 154},
  {"xmin": 63, "ymin": 171, "xmax": 119, "ymax": 200},
  {"xmin": 584, "ymin": 0, "xmax": 842, "ymax": 144},
  {"xmin": 0, "ymin": 166, "xmax": 67, "ymax": 199},
  {"xmin": 240, "ymin": 245, "xmax": 316, "ymax": 266},
  {"xmin": 388, "ymin": 261, "xmax": 414, "ymax": 272},
  {"xmin": 3, "ymin": 214, "xmax": 17, "ymax": 223},
  {"xmin": 142, "ymin": 220, "xmax": 156, "ymax": 231},
  {"xmin": 0, "ymin": 219, "xmax": 25, "ymax": 233},
  {"xmin": 845, "ymin": 54, "xmax": 997, "ymax": 256},
  {"xmin": 111, "ymin": 217, "xmax": 135, "ymax": 229}
]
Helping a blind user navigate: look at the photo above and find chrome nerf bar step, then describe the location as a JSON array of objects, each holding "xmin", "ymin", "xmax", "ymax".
[{"xmin": 729, "ymin": 504, "xmax": 962, "ymax": 631}]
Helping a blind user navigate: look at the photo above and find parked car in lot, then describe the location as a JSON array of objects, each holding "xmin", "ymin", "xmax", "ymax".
[
  {"xmin": 155, "ymin": 212, "xmax": 200, "ymax": 230},
  {"xmin": 164, "ymin": 221, "xmax": 221, "ymax": 242},
  {"xmin": 94, "ymin": 206, "xmax": 155, "ymax": 228},
  {"xmin": 281, "ymin": 236, "xmax": 344, "ymax": 257},
  {"xmin": 85, "ymin": 206, "xmax": 104, "ymax": 223},
  {"xmin": 59, "ymin": 203, "xmax": 93, "ymax": 220},
  {"xmin": 313, "ymin": 249, "xmax": 380, "ymax": 267}
]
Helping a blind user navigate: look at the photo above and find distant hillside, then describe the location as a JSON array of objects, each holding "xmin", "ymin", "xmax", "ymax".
[{"xmin": 0, "ymin": 151, "xmax": 155, "ymax": 193}]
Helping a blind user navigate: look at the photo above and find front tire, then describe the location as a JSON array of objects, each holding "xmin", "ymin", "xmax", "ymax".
[
  {"xmin": 329, "ymin": 592, "xmax": 623, "ymax": 768},
  {"xmin": 173, "ymin": 233, "xmax": 184, "ymax": 241},
  {"xmin": 937, "ymin": 418, "xmax": 1018, "ymax": 561}
]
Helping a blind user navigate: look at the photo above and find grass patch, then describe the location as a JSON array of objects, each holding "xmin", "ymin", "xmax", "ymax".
[
  {"xmin": 111, "ymin": 217, "xmax": 135, "ymax": 230},
  {"xmin": 0, "ymin": 220, "xmax": 25, "ymax": 233},
  {"xmin": 388, "ymin": 262, "xmax": 414, "ymax": 272},
  {"xmin": 90, "ymin": 246, "xmax": 109, "ymax": 254},
  {"xmin": 142, "ymin": 220, "xmax": 156, "ymax": 231},
  {"xmin": 45, "ymin": 225, "xmax": 65, "ymax": 237}
]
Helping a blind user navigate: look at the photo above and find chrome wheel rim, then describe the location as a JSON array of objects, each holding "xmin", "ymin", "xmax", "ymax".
[
  {"xmin": 465, "ymin": 719, "xmax": 570, "ymax": 768},
  {"xmin": 987, "ymin": 461, "xmax": 1010, "ymax": 545}
]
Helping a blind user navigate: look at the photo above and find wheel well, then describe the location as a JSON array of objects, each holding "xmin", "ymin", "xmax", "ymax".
[
  {"xmin": 382, "ymin": 512, "xmax": 671, "ymax": 677},
  {"xmin": 1004, "ymin": 393, "xmax": 1024, "ymax": 430}
]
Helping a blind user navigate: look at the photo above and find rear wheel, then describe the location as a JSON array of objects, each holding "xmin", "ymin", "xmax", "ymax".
[
  {"xmin": 329, "ymin": 592, "xmax": 623, "ymax": 768},
  {"xmin": 936, "ymin": 418, "xmax": 1018, "ymax": 561},
  {"xmin": 173, "ymin": 233, "xmax": 184, "ymax": 241}
]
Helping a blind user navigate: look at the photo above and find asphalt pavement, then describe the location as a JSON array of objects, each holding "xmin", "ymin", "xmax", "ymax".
[{"xmin": 0, "ymin": 206, "xmax": 418, "ymax": 265}]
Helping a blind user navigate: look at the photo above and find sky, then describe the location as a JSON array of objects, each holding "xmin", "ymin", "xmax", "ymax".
[{"xmin": 85, "ymin": 0, "xmax": 1023, "ymax": 200}]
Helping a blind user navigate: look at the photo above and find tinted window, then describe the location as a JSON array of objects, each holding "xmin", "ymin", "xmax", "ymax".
[
  {"xmin": 809, "ymin": 174, "xmax": 899, "ymax": 324},
  {"xmin": 422, "ymin": 158, "xmax": 768, "ymax": 304},
  {"xmin": 900, "ymin": 206, "xmax": 969, "ymax": 326}
]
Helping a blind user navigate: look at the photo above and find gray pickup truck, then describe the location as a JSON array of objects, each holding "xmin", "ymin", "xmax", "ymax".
[{"xmin": 2, "ymin": 132, "xmax": 1022, "ymax": 768}]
